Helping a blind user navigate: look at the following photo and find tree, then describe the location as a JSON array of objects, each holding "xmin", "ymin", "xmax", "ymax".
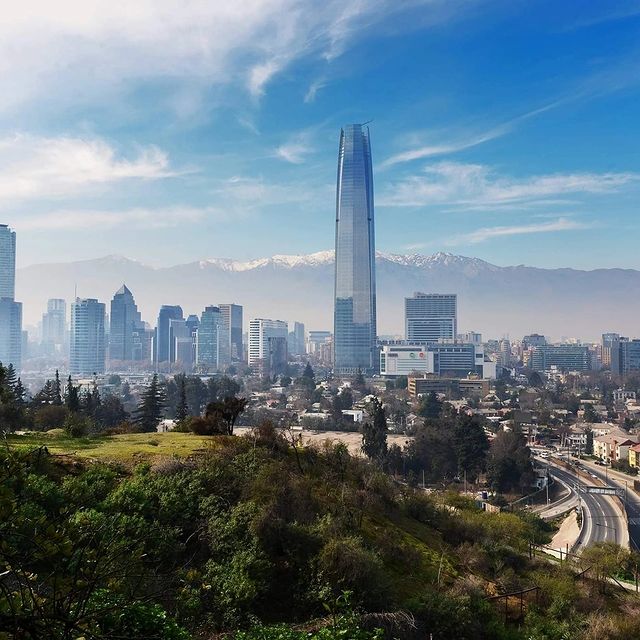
[
  {"xmin": 353, "ymin": 368, "xmax": 365, "ymax": 389},
  {"xmin": 53, "ymin": 369, "xmax": 63, "ymax": 406},
  {"xmin": 303, "ymin": 362, "xmax": 315, "ymax": 381},
  {"xmin": 418, "ymin": 392, "xmax": 443, "ymax": 420},
  {"xmin": 583, "ymin": 403, "xmax": 600, "ymax": 423},
  {"xmin": 453, "ymin": 414, "xmax": 489, "ymax": 482},
  {"xmin": 486, "ymin": 427, "xmax": 533, "ymax": 493},
  {"xmin": 95, "ymin": 394, "xmax": 128, "ymax": 429},
  {"xmin": 32, "ymin": 380, "xmax": 56, "ymax": 406},
  {"xmin": 361, "ymin": 398, "xmax": 387, "ymax": 463},
  {"xmin": 134, "ymin": 374, "xmax": 166, "ymax": 433},
  {"xmin": 203, "ymin": 396, "xmax": 248, "ymax": 435},
  {"xmin": 175, "ymin": 375, "xmax": 189, "ymax": 422},
  {"xmin": 528, "ymin": 371, "xmax": 544, "ymax": 388},
  {"xmin": 585, "ymin": 427, "xmax": 594, "ymax": 455},
  {"xmin": 65, "ymin": 376, "xmax": 81, "ymax": 413}
]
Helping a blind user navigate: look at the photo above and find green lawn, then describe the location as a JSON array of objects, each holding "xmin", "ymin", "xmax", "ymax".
[{"xmin": 5, "ymin": 430, "xmax": 215, "ymax": 462}]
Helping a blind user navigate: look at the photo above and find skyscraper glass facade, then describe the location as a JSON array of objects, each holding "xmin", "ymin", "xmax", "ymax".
[
  {"xmin": 197, "ymin": 305, "xmax": 221, "ymax": 370},
  {"xmin": 70, "ymin": 298, "xmax": 106, "ymax": 375},
  {"xmin": 333, "ymin": 124, "xmax": 377, "ymax": 374},
  {"xmin": 109, "ymin": 284, "xmax": 143, "ymax": 362},
  {"xmin": 0, "ymin": 224, "xmax": 16, "ymax": 299}
]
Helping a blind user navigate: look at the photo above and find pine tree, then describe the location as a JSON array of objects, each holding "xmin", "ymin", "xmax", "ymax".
[
  {"xmin": 361, "ymin": 398, "xmax": 388, "ymax": 463},
  {"xmin": 53, "ymin": 370, "xmax": 63, "ymax": 406},
  {"xmin": 175, "ymin": 375, "xmax": 189, "ymax": 422},
  {"xmin": 33, "ymin": 380, "xmax": 56, "ymax": 405},
  {"xmin": 66, "ymin": 376, "xmax": 80, "ymax": 413},
  {"xmin": 13, "ymin": 378, "xmax": 26, "ymax": 406},
  {"xmin": 303, "ymin": 362, "xmax": 315, "ymax": 381},
  {"xmin": 5, "ymin": 363, "xmax": 17, "ymax": 389},
  {"xmin": 134, "ymin": 374, "xmax": 166, "ymax": 433}
]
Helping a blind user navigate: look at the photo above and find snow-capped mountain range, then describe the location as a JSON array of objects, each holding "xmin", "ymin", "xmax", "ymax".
[{"xmin": 16, "ymin": 251, "xmax": 640, "ymax": 341}]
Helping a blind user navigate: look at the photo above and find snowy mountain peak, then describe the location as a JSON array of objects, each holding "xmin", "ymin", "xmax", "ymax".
[{"xmin": 199, "ymin": 250, "xmax": 335, "ymax": 272}]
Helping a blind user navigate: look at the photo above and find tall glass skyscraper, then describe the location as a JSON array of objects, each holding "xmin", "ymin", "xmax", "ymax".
[
  {"xmin": 333, "ymin": 124, "xmax": 377, "ymax": 375},
  {"xmin": 0, "ymin": 224, "xmax": 22, "ymax": 371},
  {"xmin": 70, "ymin": 298, "xmax": 106, "ymax": 375}
]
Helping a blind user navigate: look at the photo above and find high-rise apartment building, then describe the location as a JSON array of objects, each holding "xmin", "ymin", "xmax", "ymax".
[
  {"xmin": 405, "ymin": 293, "xmax": 457, "ymax": 343},
  {"xmin": 333, "ymin": 124, "xmax": 377, "ymax": 375},
  {"xmin": 0, "ymin": 224, "xmax": 22, "ymax": 371},
  {"xmin": 288, "ymin": 321, "xmax": 306, "ymax": 356},
  {"xmin": 70, "ymin": 298, "xmax": 106, "ymax": 375},
  {"xmin": 529, "ymin": 344, "xmax": 591, "ymax": 372},
  {"xmin": 196, "ymin": 305, "xmax": 221, "ymax": 370},
  {"xmin": 109, "ymin": 285, "xmax": 145, "ymax": 362},
  {"xmin": 218, "ymin": 303, "xmax": 243, "ymax": 366},
  {"xmin": 41, "ymin": 299, "xmax": 67, "ymax": 354},
  {"xmin": 154, "ymin": 305, "xmax": 183, "ymax": 368},
  {"xmin": 248, "ymin": 318, "xmax": 288, "ymax": 375},
  {"xmin": 0, "ymin": 224, "xmax": 16, "ymax": 299}
]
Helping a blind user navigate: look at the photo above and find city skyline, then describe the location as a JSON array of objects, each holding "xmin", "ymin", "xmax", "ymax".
[{"xmin": 2, "ymin": 2, "xmax": 640, "ymax": 271}]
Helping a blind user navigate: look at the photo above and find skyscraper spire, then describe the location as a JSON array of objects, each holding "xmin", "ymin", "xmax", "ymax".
[{"xmin": 333, "ymin": 124, "xmax": 377, "ymax": 375}]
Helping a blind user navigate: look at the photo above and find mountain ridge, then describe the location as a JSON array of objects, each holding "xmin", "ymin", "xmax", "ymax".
[{"xmin": 16, "ymin": 251, "xmax": 640, "ymax": 341}]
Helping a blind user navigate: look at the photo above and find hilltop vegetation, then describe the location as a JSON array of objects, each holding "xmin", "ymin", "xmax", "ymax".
[{"xmin": 3, "ymin": 424, "xmax": 640, "ymax": 640}]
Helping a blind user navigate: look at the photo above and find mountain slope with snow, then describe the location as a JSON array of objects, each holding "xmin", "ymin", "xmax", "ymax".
[{"xmin": 16, "ymin": 251, "xmax": 640, "ymax": 341}]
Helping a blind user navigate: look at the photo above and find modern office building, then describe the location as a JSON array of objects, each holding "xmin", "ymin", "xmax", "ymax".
[
  {"xmin": 70, "ymin": 298, "xmax": 106, "ymax": 375},
  {"xmin": 606, "ymin": 337, "xmax": 640, "ymax": 377},
  {"xmin": 333, "ymin": 124, "xmax": 377, "ymax": 375},
  {"xmin": 408, "ymin": 376, "xmax": 491, "ymax": 399},
  {"xmin": 405, "ymin": 293, "xmax": 457, "ymax": 343},
  {"xmin": 109, "ymin": 285, "xmax": 145, "ymax": 362},
  {"xmin": 380, "ymin": 341, "xmax": 495, "ymax": 379},
  {"xmin": 248, "ymin": 318, "xmax": 288, "ymax": 374},
  {"xmin": 308, "ymin": 330, "xmax": 332, "ymax": 354},
  {"xmin": 523, "ymin": 333, "xmax": 547, "ymax": 349},
  {"xmin": 0, "ymin": 224, "xmax": 16, "ymax": 300},
  {"xmin": 218, "ymin": 303, "xmax": 242, "ymax": 366},
  {"xmin": 0, "ymin": 224, "xmax": 21, "ymax": 371},
  {"xmin": 0, "ymin": 298, "xmax": 22, "ymax": 371},
  {"xmin": 196, "ymin": 305, "xmax": 221, "ymax": 370},
  {"xmin": 154, "ymin": 305, "xmax": 183, "ymax": 368},
  {"xmin": 529, "ymin": 344, "xmax": 591, "ymax": 372},
  {"xmin": 602, "ymin": 333, "xmax": 621, "ymax": 369},
  {"xmin": 41, "ymin": 299, "xmax": 67, "ymax": 354},
  {"xmin": 288, "ymin": 321, "xmax": 306, "ymax": 356},
  {"xmin": 458, "ymin": 331, "xmax": 482, "ymax": 345}
]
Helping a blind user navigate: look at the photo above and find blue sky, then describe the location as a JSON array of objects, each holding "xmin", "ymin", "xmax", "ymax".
[{"xmin": 3, "ymin": 0, "xmax": 640, "ymax": 269}]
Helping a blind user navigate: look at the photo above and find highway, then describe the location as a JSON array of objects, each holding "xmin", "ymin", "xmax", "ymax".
[
  {"xmin": 536, "ymin": 458, "xmax": 627, "ymax": 550},
  {"xmin": 579, "ymin": 460, "xmax": 640, "ymax": 551}
]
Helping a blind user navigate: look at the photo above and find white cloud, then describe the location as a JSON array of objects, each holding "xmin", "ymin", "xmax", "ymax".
[
  {"xmin": 275, "ymin": 131, "xmax": 314, "ymax": 164},
  {"xmin": 380, "ymin": 100, "xmax": 569, "ymax": 168},
  {"xmin": 0, "ymin": 1, "xmax": 467, "ymax": 112},
  {"xmin": 445, "ymin": 217, "xmax": 593, "ymax": 245},
  {"xmin": 14, "ymin": 207, "xmax": 211, "ymax": 231},
  {"xmin": 0, "ymin": 134, "xmax": 178, "ymax": 204},
  {"xmin": 379, "ymin": 161, "xmax": 640, "ymax": 208},
  {"xmin": 304, "ymin": 78, "xmax": 327, "ymax": 103}
]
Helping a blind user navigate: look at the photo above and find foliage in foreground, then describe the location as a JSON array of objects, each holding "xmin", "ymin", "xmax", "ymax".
[{"xmin": 1, "ymin": 427, "xmax": 639, "ymax": 639}]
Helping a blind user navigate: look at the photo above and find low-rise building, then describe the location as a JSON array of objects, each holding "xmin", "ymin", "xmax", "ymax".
[
  {"xmin": 593, "ymin": 429, "xmax": 639, "ymax": 463},
  {"xmin": 408, "ymin": 375, "xmax": 491, "ymax": 398}
]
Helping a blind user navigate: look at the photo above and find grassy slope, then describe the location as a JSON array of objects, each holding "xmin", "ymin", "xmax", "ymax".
[{"xmin": 5, "ymin": 431, "xmax": 214, "ymax": 462}]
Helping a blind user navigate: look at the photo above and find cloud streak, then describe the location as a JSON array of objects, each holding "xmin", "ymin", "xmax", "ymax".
[
  {"xmin": 0, "ymin": 134, "xmax": 179, "ymax": 204},
  {"xmin": 445, "ymin": 217, "xmax": 593, "ymax": 245},
  {"xmin": 379, "ymin": 161, "xmax": 640, "ymax": 208}
]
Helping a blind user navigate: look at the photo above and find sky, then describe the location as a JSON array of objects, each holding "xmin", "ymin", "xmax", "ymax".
[{"xmin": 3, "ymin": 0, "xmax": 640, "ymax": 270}]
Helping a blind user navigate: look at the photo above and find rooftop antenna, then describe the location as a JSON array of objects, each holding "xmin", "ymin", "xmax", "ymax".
[
  {"xmin": 74, "ymin": 283, "xmax": 77, "ymax": 301},
  {"xmin": 361, "ymin": 119, "xmax": 374, "ymax": 126}
]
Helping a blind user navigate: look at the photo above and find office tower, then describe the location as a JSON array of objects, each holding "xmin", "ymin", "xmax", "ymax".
[
  {"xmin": 248, "ymin": 318, "xmax": 288, "ymax": 375},
  {"xmin": 218, "ymin": 304, "xmax": 243, "ymax": 364},
  {"xmin": 602, "ymin": 333, "xmax": 621, "ymax": 369},
  {"xmin": 0, "ymin": 224, "xmax": 21, "ymax": 371},
  {"xmin": 185, "ymin": 314, "xmax": 200, "ymax": 367},
  {"xmin": 196, "ymin": 305, "xmax": 221, "ymax": 370},
  {"xmin": 333, "ymin": 124, "xmax": 377, "ymax": 375},
  {"xmin": 498, "ymin": 338, "xmax": 512, "ymax": 367},
  {"xmin": 459, "ymin": 331, "xmax": 482, "ymax": 345},
  {"xmin": 529, "ymin": 344, "xmax": 591, "ymax": 372},
  {"xmin": 70, "ymin": 298, "xmax": 106, "ymax": 375},
  {"xmin": 288, "ymin": 321, "xmax": 306, "ymax": 356},
  {"xmin": 41, "ymin": 299, "xmax": 67, "ymax": 354},
  {"xmin": 523, "ymin": 334, "xmax": 547, "ymax": 349},
  {"xmin": 0, "ymin": 224, "xmax": 16, "ymax": 299},
  {"xmin": 308, "ymin": 330, "xmax": 332, "ymax": 354},
  {"xmin": 154, "ymin": 305, "xmax": 183, "ymax": 367},
  {"xmin": 0, "ymin": 299, "xmax": 22, "ymax": 371},
  {"xmin": 109, "ymin": 285, "xmax": 145, "ymax": 362},
  {"xmin": 170, "ymin": 318, "xmax": 194, "ymax": 371},
  {"xmin": 405, "ymin": 293, "xmax": 457, "ymax": 343},
  {"xmin": 606, "ymin": 337, "xmax": 640, "ymax": 376}
]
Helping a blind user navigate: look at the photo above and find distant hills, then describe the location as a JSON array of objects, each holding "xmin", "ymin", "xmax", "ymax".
[{"xmin": 16, "ymin": 251, "xmax": 640, "ymax": 341}]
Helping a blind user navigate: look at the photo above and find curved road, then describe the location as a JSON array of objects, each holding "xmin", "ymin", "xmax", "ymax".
[{"xmin": 537, "ymin": 460, "xmax": 626, "ymax": 550}]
